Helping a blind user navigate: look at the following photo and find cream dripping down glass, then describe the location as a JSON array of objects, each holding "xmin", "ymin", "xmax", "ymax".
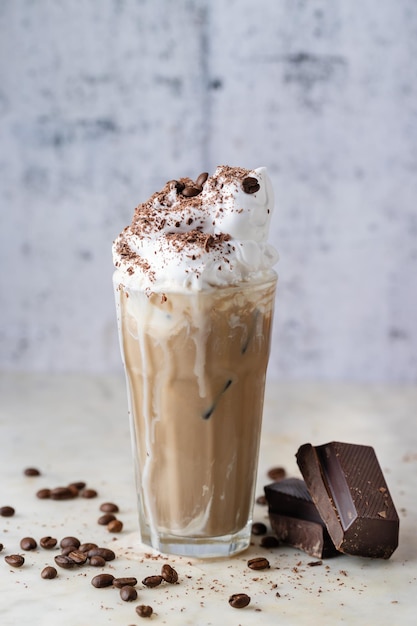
[{"xmin": 113, "ymin": 166, "xmax": 278, "ymax": 557}]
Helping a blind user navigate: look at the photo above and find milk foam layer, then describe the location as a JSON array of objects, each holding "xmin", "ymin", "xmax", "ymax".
[{"xmin": 112, "ymin": 165, "xmax": 278, "ymax": 292}]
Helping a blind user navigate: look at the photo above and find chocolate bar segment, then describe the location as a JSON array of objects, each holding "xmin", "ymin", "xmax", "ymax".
[
  {"xmin": 296, "ymin": 442, "xmax": 399, "ymax": 559},
  {"xmin": 264, "ymin": 478, "xmax": 339, "ymax": 558}
]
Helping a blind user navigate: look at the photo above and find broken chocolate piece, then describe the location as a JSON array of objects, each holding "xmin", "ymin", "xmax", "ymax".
[
  {"xmin": 296, "ymin": 442, "xmax": 399, "ymax": 559},
  {"xmin": 264, "ymin": 478, "xmax": 339, "ymax": 558}
]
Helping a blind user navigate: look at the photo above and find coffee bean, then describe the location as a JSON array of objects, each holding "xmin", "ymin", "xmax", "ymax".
[
  {"xmin": 54, "ymin": 555, "xmax": 76, "ymax": 569},
  {"xmin": 195, "ymin": 172, "xmax": 209, "ymax": 187},
  {"xmin": 60, "ymin": 536, "xmax": 80, "ymax": 549},
  {"xmin": 87, "ymin": 547, "xmax": 115, "ymax": 561},
  {"xmin": 136, "ymin": 605, "xmax": 153, "ymax": 618},
  {"xmin": 107, "ymin": 519, "xmax": 123, "ymax": 533},
  {"xmin": 5, "ymin": 554, "xmax": 25, "ymax": 567},
  {"xmin": 260, "ymin": 535, "xmax": 280, "ymax": 548},
  {"xmin": 41, "ymin": 566, "xmax": 57, "ymax": 579},
  {"xmin": 0, "ymin": 506, "xmax": 15, "ymax": 517},
  {"xmin": 241, "ymin": 176, "xmax": 260, "ymax": 194},
  {"xmin": 256, "ymin": 495, "xmax": 267, "ymax": 506},
  {"xmin": 40, "ymin": 536, "xmax": 58, "ymax": 549},
  {"xmin": 251, "ymin": 522, "xmax": 267, "ymax": 536},
  {"xmin": 20, "ymin": 537, "xmax": 37, "ymax": 551},
  {"xmin": 81, "ymin": 488, "xmax": 98, "ymax": 499},
  {"xmin": 67, "ymin": 484, "xmax": 80, "ymax": 498},
  {"xmin": 120, "ymin": 585, "xmax": 138, "ymax": 601},
  {"xmin": 68, "ymin": 481, "xmax": 86, "ymax": 491},
  {"xmin": 67, "ymin": 550, "xmax": 87, "ymax": 565},
  {"xmin": 229, "ymin": 593, "xmax": 251, "ymax": 609},
  {"xmin": 89, "ymin": 555, "xmax": 106, "ymax": 567},
  {"xmin": 0, "ymin": 543, "xmax": 3, "ymax": 552},
  {"xmin": 113, "ymin": 577, "xmax": 138, "ymax": 588},
  {"xmin": 142, "ymin": 575, "xmax": 163, "ymax": 588},
  {"xmin": 247, "ymin": 557, "xmax": 270, "ymax": 570},
  {"xmin": 160, "ymin": 563, "xmax": 178, "ymax": 584},
  {"xmin": 98, "ymin": 513, "xmax": 116, "ymax": 525},
  {"xmin": 50, "ymin": 487, "xmax": 74, "ymax": 500},
  {"xmin": 36, "ymin": 488, "xmax": 51, "ymax": 499},
  {"xmin": 91, "ymin": 573, "xmax": 114, "ymax": 588},
  {"xmin": 181, "ymin": 185, "xmax": 202, "ymax": 197},
  {"xmin": 99, "ymin": 502, "xmax": 119, "ymax": 513},
  {"xmin": 24, "ymin": 467, "xmax": 41, "ymax": 476},
  {"xmin": 61, "ymin": 546, "xmax": 78, "ymax": 556},
  {"xmin": 78, "ymin": 542, "xmax": 98, "ymax": 553},
  {"xmin": 267, "ymin": 466, "xmax": 286, "ymax": 481}
]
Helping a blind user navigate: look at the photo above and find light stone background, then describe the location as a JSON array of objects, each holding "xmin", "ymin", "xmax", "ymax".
[{"xmin": 1, "ymin": 0, "xmax": 416, "ymax": 381}]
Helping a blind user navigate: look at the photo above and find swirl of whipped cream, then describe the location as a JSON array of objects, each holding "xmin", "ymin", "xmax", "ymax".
[{"xmin": 112, "ymin": 165, "xmax": 278, "ymax": 293}]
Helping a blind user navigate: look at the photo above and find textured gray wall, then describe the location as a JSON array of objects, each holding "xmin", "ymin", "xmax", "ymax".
[{"xmin": 1, "ymin": 0, "xmax": 416, "ymax": 381}]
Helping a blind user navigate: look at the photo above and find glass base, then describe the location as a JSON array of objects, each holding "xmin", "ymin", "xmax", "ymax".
[{"xmin": 139, "ymin": 521, "xmax": 252, "ymax": 558}]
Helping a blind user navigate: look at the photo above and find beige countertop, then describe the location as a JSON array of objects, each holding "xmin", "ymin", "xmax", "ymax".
[{"xmin": 0, "ymin": 373, "xmax": 415, "ymax": 625}]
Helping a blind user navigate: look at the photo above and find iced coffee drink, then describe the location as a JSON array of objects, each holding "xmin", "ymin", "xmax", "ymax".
[{"xmin": 113, "ymin": 166, "xmax": 278, "ymax": 557}]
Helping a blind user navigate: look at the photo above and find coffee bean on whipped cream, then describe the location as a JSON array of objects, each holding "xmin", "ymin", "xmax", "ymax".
[
  {"xmin": 195, "ymin": 171, "xmax": 209, "ymax": 187},
  {"xmin": 0, "ymin": 506, "xmax": 15, "ymax": 517},
  {"xmin": 242, "ymin": 176, "xmax": 260, "ymax": 194},
  {"xmin": 229, "ymin": 593, "xmax": 251, "ymax": 608},
  {"xmin": 181, "ymin": 185, "xmax": 202, "ymax": 197}
]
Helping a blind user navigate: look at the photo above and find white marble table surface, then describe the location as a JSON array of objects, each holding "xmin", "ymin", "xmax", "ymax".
[{"xmin": 0, "ymin": 373, "xmax": 415, "ymax": 625}]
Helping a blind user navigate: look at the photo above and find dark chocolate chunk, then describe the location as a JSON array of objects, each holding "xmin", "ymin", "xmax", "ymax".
[
  {"xmin": 265, "ymin": 478, "xmax": 338, "ymax": 558},
  {"xmin": 296, "ymin": 442, "xmax": 399, "ymax": 559}
]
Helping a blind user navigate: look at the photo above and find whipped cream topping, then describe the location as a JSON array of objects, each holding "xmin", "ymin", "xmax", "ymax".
[{"xmin": 112, "ymin": 165, "xmax": 278, "ymax": 293}]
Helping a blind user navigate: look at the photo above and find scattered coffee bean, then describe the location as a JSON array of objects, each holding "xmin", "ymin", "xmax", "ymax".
[
  {"xmin": 50, "ymin": 487, "xmax": 74, "ymax": 500},
  {"xmin": 5, "ymin": 554, "xmax": 25, "ymax": 567},
  {"xmin": 98, "ymin": 513, "xmax": 116, "ymax": 525},
  {"xmin": 67, "ymin": 550, "xmax": 87, "ymax": 565},
  {"xmin": 267, "ymin": 466, "xmax": 286, "ymax": 481},
  {"xmin": 54, "ymin": 555, "xmax": 76, "ymax": 569},
  {"xmin": 308, "ymin": 560, "xmax": 323, "ymax": 567},
  {"xmin": 0, "ymin": 506, "xmax": 15, "ymax": 517},
  {"xmin": 78, "ymin": 542, "xmax": 98, "ymax": 553},
  {"xmin": 67, "ymin": 484, "xmax": 80, "ymax": 498},
  {"xmin": 181, "ymin": 185, "xmax": 202, "ymax": 197},
  {"xmin": 0, "ymin": 543, "xmax": 3, "ymax": 552},
  {"xmin": 81, "ymin": 488, "xmax": 98, "ymax": 499},
  {"xmin": 40, "ymin": 536, "xmax": 58, "ymax": 549},
  {"xmin": 36, "ymin": 488, "xmax": 51, "ymax": 499},
  {"xmin": 24, "ymin": 467, "xmax": 41, "ymax": 476},
  {"xmin": 61, "ymin": 546, "xmax": 78, "ymax": 556},
  {"xmin": 87, "ymin": 547, "xmax": 115, "ymax": 561},
  {"xmin": 68, "ymin": 481, "xmax": 86, "ymax": 491},
  {"xmin": 195, "ymin": 171, "xmax": 209, "ymax": 187},
  {"xmin": 142, "ymin": 575, "xmax": 163, "ymax": 588},
  {"xmin": 91, "ymin": 573, "xmax": 115, "ymax": 588},
  {"xmin": 229, "ymin": 593, "xmax": 251, "ymax": 609},
  {"xmin": 99, "ymin": 502, "xmax": 119, "ymax": 513},
  {"xmin": 247, "ymin": 557, "xmax": 270, "ymax": 570},
  {"xmin": 107, "ymin": 519, "xmax": 123, "ymax": 533},
  {"xmin": 41, "ymin": 566, "xmax": 58, "ymax": 579},
  {"xmin": 60, "ymin": 536, "xmax": 80, "ymax": 549},
  {"xmin": 256, "ymin": 495, "xmax": 267, "ymax": 506},
  {"xmin": 252, "ymin": 522, "xmax": 267, "ymax": 536},
  {"xmin": 120, "ymin": 585, "xmax": 138, "ymax": 602},
  {"xmin": 242, "ymin": 176, "xmax": 260, "ymax": 194},
  {"xmin": 161, "ymin": 563, "xmax": 178, "ymax": 584},
  {"xmin": 113, "ymin": 577, "xmax": 138, "ymax": 588},
  {"xmin": 89, "ymin": 555, "xmax": 106, "ymax": 567},
  {"xmin": 260, "ymin": 535, "xmax": 280, "ymax": 548},
  {"xmin": 136, "ymin": 605, "xmax": 153, "ymax": 618},
  {"xmin": 20, "ymin": 537, "xmax": 37, "ymax": 551}
]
